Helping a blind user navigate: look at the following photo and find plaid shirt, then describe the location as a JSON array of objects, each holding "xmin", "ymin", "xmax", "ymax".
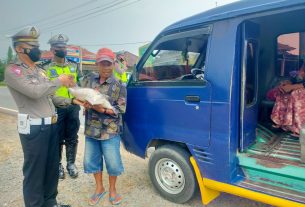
[{"xmin": 82, "ymin": 73, "xmax": 126, "ymax": 140}]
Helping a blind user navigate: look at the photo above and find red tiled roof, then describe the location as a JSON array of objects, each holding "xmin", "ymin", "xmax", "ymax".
[
  {"xmin": 41, "ymin": 45, "xmax": 96, "ymax": 61},
  {"xmin": 41, "ymin": 46, "xmax": 138, "ymax": 67}
]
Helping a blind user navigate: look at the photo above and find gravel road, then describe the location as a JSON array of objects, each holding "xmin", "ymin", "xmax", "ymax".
[{"xmin": 0, "ymin": 113, "xmax": 271, "ymax": 207}]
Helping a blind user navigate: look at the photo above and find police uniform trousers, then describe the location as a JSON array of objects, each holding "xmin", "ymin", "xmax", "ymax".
[
  {"xmin": 56, "ymin": 104, "xmax": 80, "ymax": 163},
  {"xmin": 19, "ymin": 122, "xmax": 59, "ymax": 207}
]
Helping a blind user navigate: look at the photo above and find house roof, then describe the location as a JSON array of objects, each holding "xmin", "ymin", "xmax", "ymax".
[
  {"xmin": 41, "ymin": 45, "xmax": 96, "ymax": 61},
  {"xmin": 41, "ymin": 46, "xmax": 138, "ymax": 67}
]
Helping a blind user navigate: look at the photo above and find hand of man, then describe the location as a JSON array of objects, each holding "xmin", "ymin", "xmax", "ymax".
[
  {"xmin": 58, "ymin": 74, "xmax": 76, "ymax": 87},
  {"xmin": 92, "ymin": 104, "xmax": 106, "ymax": 113},
  {"xmin": 83, "ymin": 101, "xmax": 92, "ymax": 109},
  {"xmin": 105, "ymin": 108, "xmax": 114, "ymax": 115}
]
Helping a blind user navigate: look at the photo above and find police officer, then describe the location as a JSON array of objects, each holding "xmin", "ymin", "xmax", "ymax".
[
  {"xmin": 42, "ymin": 34, "xmax": 81, "ymax": 179},
  {"xmin": 114, "ymin": 51, "xmax": 128, "ymax": 85},
  {"xmin": 4, "ymin": 26, "xmax": 72, "ymax": 207}
]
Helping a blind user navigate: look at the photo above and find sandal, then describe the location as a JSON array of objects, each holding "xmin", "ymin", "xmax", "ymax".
[
  {"xmin": 109, "ymin": 194, "xmax": 122, "ymax": 205},
  {"xmin": 88, "ymin": 191, "xmax": 107, "ymax": 206}
]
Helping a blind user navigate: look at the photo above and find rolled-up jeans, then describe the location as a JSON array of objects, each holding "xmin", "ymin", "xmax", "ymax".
[{"xmin": 84, "ymin": 135, "xmax": 124, "ymax": 176}]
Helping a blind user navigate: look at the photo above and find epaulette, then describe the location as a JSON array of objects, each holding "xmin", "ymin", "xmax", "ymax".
[
  {"xmin": 38, "ymin": 59, "xmax": 51, "ymax": 68},
  {"xmin": 67, "ymin": 59, "xmax": 79, "ymax": 66}
]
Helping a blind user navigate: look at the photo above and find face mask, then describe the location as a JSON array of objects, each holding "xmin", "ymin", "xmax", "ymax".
[
  {"xmin": 23, "ymin": 47, "xmax": 41, "ymax": 62},
  {"xmin": 55, "ymin": 49, "xmax": 67, "ymax": 58}
]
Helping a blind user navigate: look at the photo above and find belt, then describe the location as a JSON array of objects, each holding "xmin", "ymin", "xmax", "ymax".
[{"xmin": 29, "ymin": 115, "xmax": 58, "ymax": 125}]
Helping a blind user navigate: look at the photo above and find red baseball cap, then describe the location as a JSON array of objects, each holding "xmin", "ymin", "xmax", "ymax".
[{"xmin": 96, "ymin": 48, "xmax": 115, "ymax": 63}]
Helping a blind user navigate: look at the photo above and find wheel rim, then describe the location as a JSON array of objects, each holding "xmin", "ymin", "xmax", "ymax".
[{"xmin": 154, "ymin": 158, "xmax": 185, "ymax": 194}]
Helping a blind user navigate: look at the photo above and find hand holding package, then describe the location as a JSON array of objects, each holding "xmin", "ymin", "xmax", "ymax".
[{"xmin": 69, "ymin": 87, "xmax": 113, "ymax": 109}]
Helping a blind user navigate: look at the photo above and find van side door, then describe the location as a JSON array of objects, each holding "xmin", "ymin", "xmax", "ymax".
[
  {"xmin": 124, "ymin": 27, "xmax": 212, "ymax": 150},
  {"xmin": 240, "ymin": 21, "xmax": 260, "ymax": 151}
]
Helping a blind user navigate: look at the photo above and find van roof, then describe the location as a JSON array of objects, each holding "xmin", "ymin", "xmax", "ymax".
[{"xmin": 163, "ymin": 0, "xmax": 305, "ymax": 32}]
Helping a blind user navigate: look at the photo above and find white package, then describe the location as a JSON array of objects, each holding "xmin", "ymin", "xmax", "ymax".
[{"xmin": 69, "ymin": 87, "xmax": 113, "ymax": 109}]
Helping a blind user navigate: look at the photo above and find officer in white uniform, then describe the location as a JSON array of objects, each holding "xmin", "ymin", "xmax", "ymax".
[{"xmin": 5, "ymin": 26, "xmax": 73, "ymax": 207}]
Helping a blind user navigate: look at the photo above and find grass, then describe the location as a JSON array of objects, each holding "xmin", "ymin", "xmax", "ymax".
[{"xmin": 0, "ymin": 81, "xmax": 6, "ymax": 87}]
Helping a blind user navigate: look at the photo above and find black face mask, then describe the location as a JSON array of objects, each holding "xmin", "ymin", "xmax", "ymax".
[
  {"xmin": 55, "ymin": 50, "xmax": 67, "ymax": 58},
  {"xmin": 23, "ymin": 47, "xmax": 41, "ymax": 62}
]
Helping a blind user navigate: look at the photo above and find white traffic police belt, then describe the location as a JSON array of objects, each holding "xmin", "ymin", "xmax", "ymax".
[
  {"xmin": 18, "ymin": 114, "xmax": 57, "ymax": 135},
  {"xmin": 29, "ymin": 115, "xmax": 58, "ymax": 125}
]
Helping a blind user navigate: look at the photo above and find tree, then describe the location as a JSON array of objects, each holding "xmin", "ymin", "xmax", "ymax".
[
  {"xmin": 7, "ymin": 46, "xmax": 13, "ymax": 64},
  {"xmin": 0, "ymin": 60, "xmax": 5, "ymax": 82}
]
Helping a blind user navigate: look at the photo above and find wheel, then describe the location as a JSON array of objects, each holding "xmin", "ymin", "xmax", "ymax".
[{"xmin": 148, "ymin": 145, "xmax": 198, "ymax": 204}]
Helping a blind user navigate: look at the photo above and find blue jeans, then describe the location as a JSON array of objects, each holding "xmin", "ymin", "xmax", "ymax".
[{"xmin": 84, "ymin": 135, "xmax": 124, "ymax": 176}]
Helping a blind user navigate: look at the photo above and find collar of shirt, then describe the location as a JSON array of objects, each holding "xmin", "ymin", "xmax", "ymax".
[
  {"xmin": 51, "ymin": 58, "xmax": 69, "ymax": 67},
  {"xmin": 94, "ymin": 74, "xmax": 115, "ymax": 85}
]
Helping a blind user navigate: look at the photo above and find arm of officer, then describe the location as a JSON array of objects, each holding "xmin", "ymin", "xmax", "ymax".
[
  {"xmin": 5, "ymin": 65, "xmax": 62, "ymax": 99},
  {"xmin": 51, "ymin": 95, "xmax": 72, "ymax": 106}
]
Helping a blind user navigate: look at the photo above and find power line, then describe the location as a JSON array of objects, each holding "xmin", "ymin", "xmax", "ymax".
[
  {"xmin": 79, "ymin": 41, "xmax": 150, "ymax": 46},
  {"xmin": 39, "ymin": 0, "xmax": 123, "ymax": 32},
  {"xmin": 44, "ymin": 0, "xmax": 142, "ymax": 32},
  {"xmin": 0, "ymin": 0, "xmax": 99, "ymax": 34},
  {"xmin": 40, "ymin": 0, "xmax": 128, "ymax": 32}
]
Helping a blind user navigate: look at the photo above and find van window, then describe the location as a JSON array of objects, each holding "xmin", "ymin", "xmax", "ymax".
[
  {"xmin": 138, "ymin": 31, "xmax": 210, "ymax": 82},
  {"xmin": 245, "ymin": 40, "xmax": 258, "ymax": 106},
  {"xmin": 277, "ymin": 32, "xmax": 305, "ymax": 76}
]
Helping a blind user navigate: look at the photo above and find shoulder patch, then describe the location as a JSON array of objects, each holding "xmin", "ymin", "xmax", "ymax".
[
  {"xmin": 9, "ymin": 65, "xmax": 22, "ymax": 77},
  {"xmin": 38, "ymin": 60, "xmax": 51, "ymax": 68},
  {"xmin": 49, "ymin": 69, "xmax": 59, "ymax": 78}
]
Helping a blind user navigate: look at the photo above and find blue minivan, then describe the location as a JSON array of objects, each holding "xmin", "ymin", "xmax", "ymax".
[{"xmin": 122, "ymin": 0, "xmax": 305, "ymax": 206}]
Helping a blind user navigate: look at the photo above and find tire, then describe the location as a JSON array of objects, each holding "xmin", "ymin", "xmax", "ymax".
[{"xmin": 148, "ymin": 144, "xmax": 198, "ymax": 204}]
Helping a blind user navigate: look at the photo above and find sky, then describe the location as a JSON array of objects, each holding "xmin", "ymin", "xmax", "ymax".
[{"xmin": 0, "ymin": 0, "xmax": 238, "ymax": 60}]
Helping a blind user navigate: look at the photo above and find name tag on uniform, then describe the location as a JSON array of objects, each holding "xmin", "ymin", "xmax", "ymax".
[{"xmin": 17, "ymin": 114, "xmax": 30, "ymax": 134}]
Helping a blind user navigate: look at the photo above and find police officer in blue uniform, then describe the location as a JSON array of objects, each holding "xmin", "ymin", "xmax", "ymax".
[{"xmin": 5, "ymin": 26, "xmax": 72, "ymax": 207}]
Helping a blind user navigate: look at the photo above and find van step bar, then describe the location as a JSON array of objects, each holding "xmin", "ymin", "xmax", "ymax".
[{"xmin": 238, "ymin": 179, "xmax": 305, "ymax": 204}]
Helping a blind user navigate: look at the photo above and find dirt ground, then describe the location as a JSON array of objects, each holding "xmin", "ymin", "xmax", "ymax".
[{"xmin": 0, "ymin": 113, "xmax": 271, "ymax": 207}]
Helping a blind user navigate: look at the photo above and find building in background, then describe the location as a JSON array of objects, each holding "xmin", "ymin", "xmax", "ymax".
[{"xmin": 41, "ymin": 45, "xmax": 138, "ymax": 74}]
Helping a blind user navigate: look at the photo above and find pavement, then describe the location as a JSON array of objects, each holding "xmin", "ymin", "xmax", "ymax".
[{"xmin": 0, "ymin": 86, "xmax": 271, "ymax": 207}]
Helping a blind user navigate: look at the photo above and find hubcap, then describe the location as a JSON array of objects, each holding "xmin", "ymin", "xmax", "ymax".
[{"xmin": 155, "ymin": 158, "xmax": 185, "ymax": 194}]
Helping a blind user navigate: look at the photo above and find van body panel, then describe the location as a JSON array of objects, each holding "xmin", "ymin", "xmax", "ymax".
[{"xmin": 164, "ymin": 0, "xmax": 305, "ymax": 32}]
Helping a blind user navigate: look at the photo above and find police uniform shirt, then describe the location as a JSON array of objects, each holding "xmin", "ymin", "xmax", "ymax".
[
  {"xmin": 42, "ymin": 59, "xmax": 81, "ymax": 107},
  {"xmin": 5, "ymin": 60, "xmax": 61, "ymax": 118}
]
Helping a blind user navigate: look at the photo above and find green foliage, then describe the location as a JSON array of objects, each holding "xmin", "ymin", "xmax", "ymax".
[
  {"xmin": 7, "ymin": 46, "xmax": 13, "ymax": 64},
  {"xmin": 0, "ymin": 60, "xmax": 5, "ymax": 82}
]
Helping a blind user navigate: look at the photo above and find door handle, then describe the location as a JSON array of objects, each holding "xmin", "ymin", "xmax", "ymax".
[{"xmin": 185, "ymin": 95, "xmax": 200, "ymax": 102}]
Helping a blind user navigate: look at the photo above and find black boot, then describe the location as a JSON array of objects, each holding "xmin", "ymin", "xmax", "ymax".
[
  {"xmin": 59, "ymin": 145, "xmax": 65, "ymax": 179},
  {"xmin": 66, "ymin": 143, "xmax": 78, "ymax": 178}
]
